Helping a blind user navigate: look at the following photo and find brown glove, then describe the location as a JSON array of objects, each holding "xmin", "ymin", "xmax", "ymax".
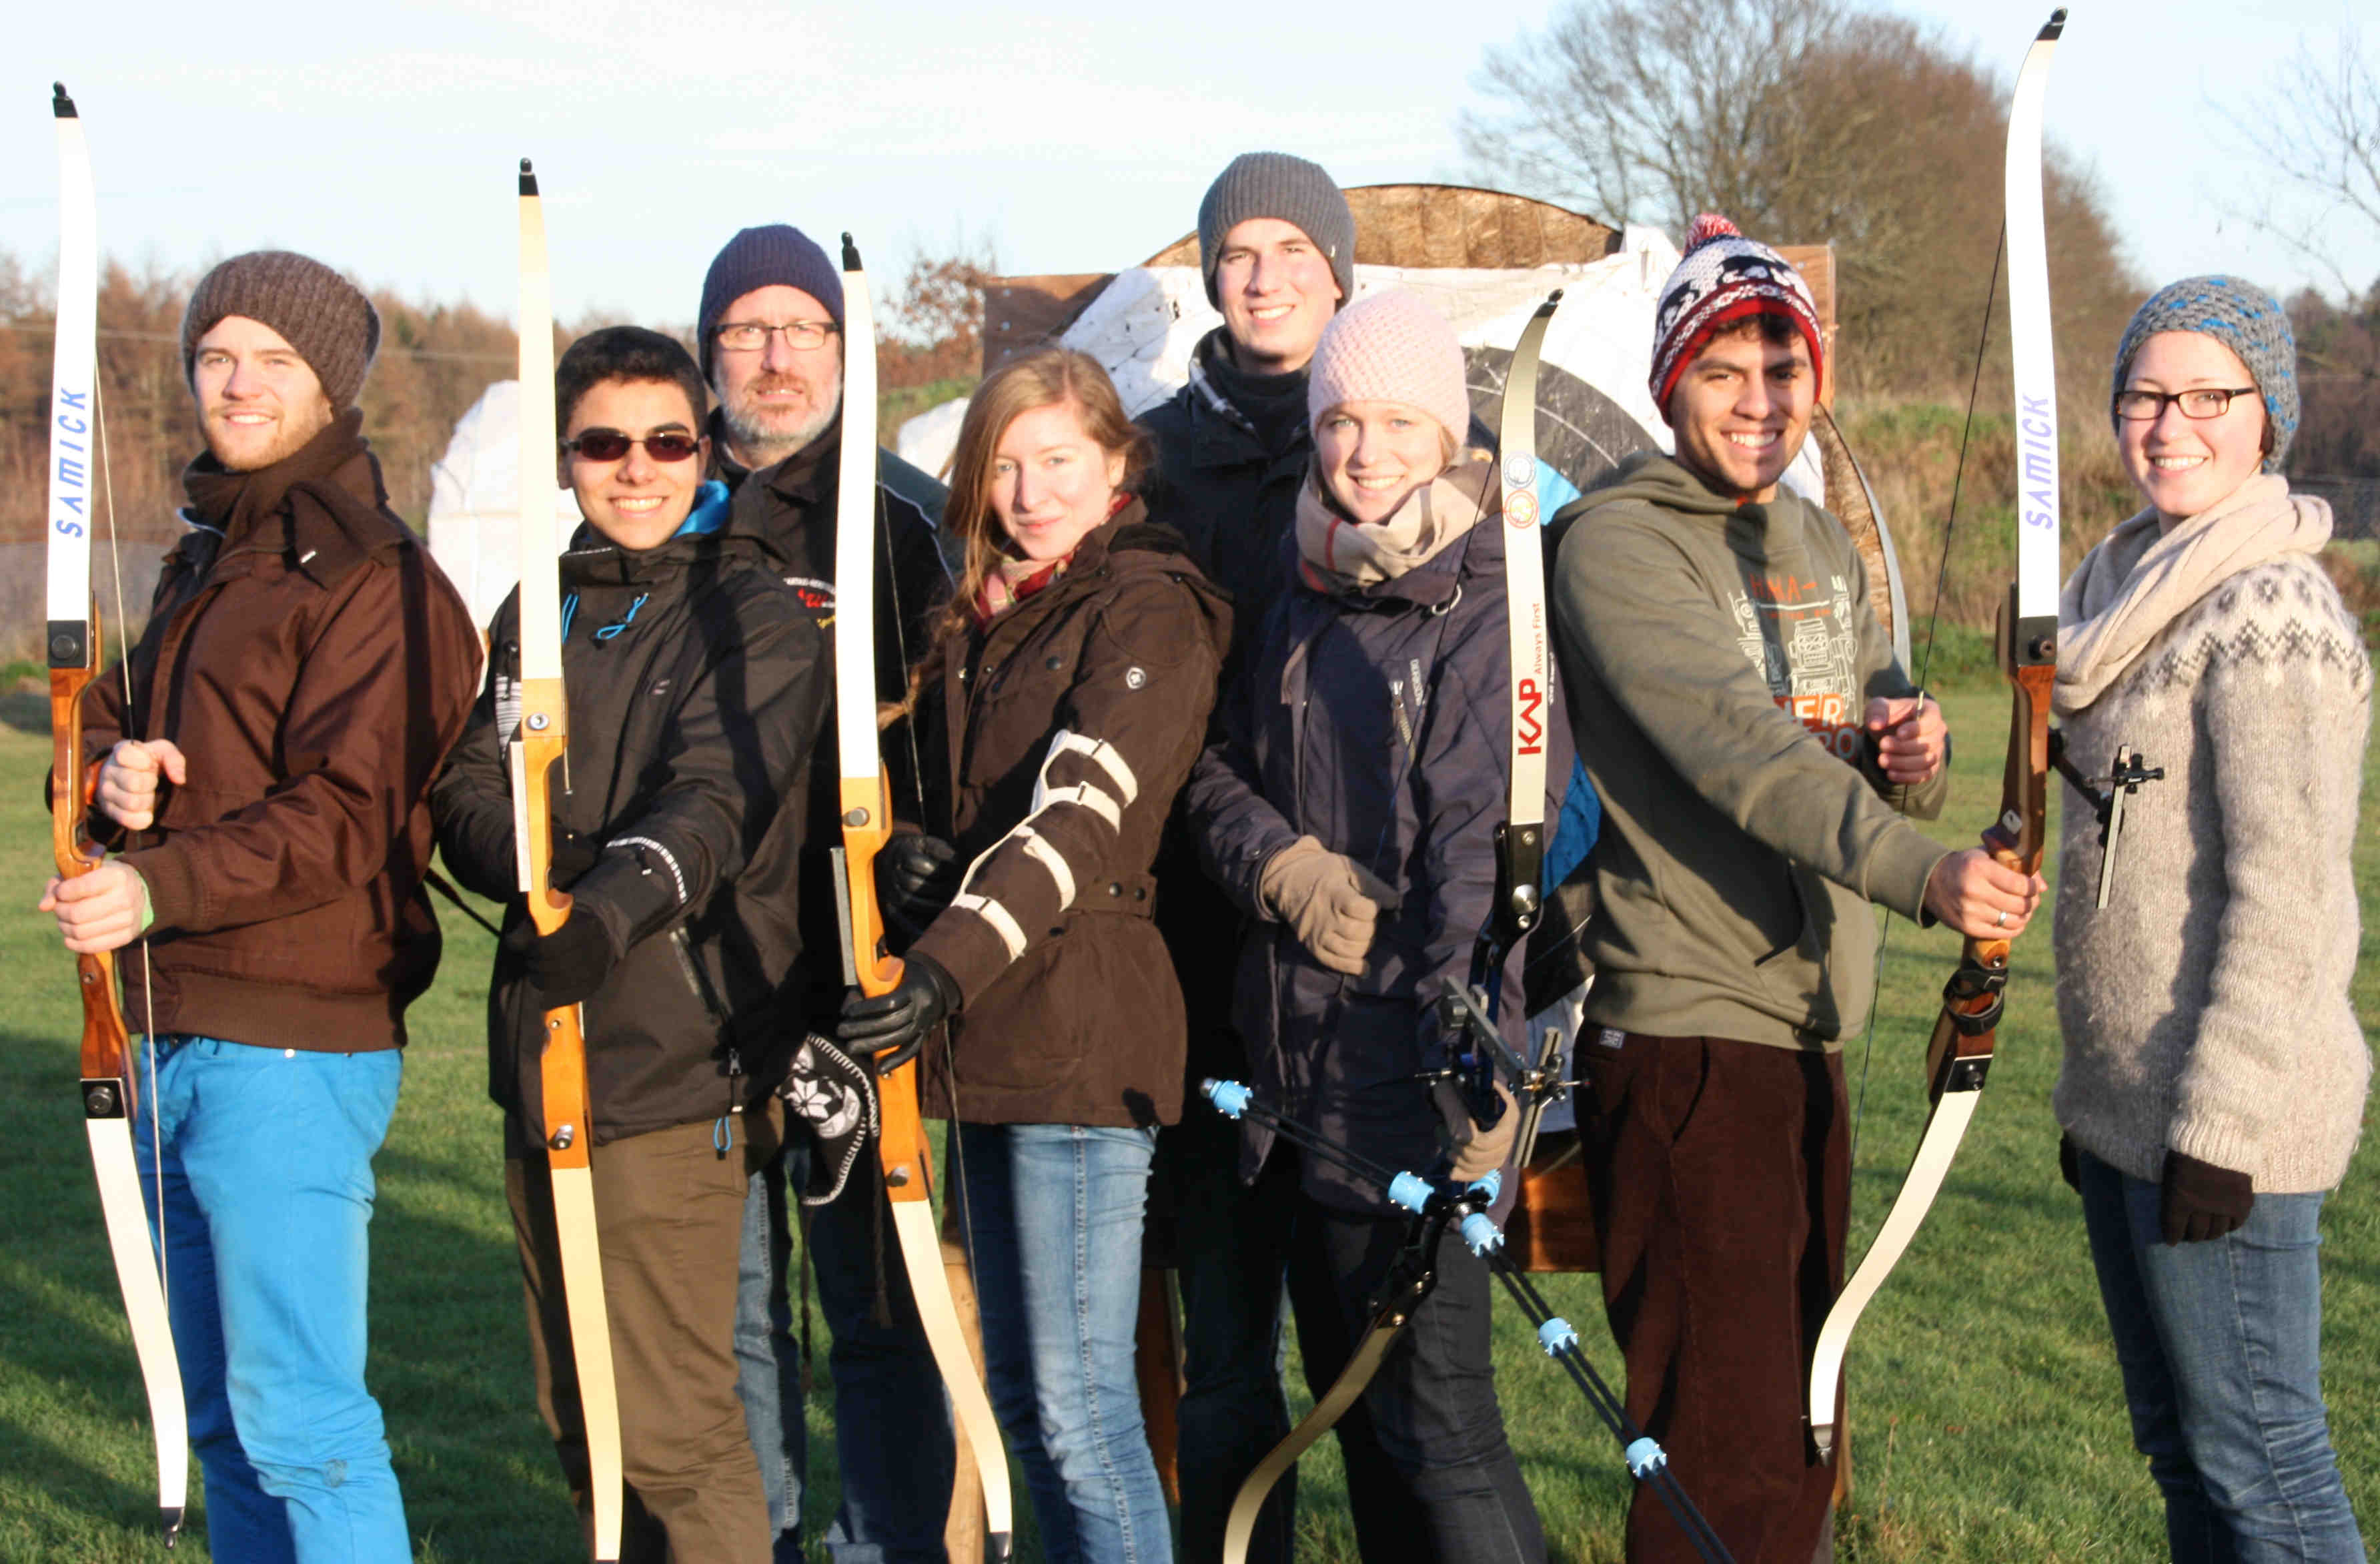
[
  {"xmin": 2160, "ymin": 1150, "xmax": 2253, "ymax": 1245},
  {"xmin": 1257, "ymin": 837, "xmax": 1401, "ymax": 977},
  {"xmin": 1431, "ymin": 1079, "xmax": 1519, "ymax": 1185}
]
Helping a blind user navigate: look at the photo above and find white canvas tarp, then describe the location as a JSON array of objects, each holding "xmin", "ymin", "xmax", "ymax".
[
  {"xmin": 899, "ymin": 228, "xmax": 1826, "ymax": 508},
  {"xmin": 428, "ymin": 378, "xmax": 585, "ymax": 633}
]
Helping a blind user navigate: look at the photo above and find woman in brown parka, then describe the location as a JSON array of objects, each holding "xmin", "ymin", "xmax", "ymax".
[{"xmin": 837, "ymin": 348, "xmax": 1230, "ymax": 1563}]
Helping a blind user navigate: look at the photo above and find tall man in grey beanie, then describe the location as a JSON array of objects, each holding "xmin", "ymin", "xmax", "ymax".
[
  {"xmin": 1138, "ymin": 149, "xmax": 1355, "ymax": 1564},
  {"xmin": 691, "ymin": 222, "xmax": 959, "ymax": 1564},
  {"xmin": 43, "ymin": 249, "xmax": 480, "ymax": 1563}
]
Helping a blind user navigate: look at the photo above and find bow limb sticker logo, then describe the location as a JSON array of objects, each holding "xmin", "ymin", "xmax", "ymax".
[
  {"xmin": 1516, "ymin": 676, "xmax": 1546, "ymax": 755},
  {"xmin": 1506, "ymin": 487, "xmax": 1539, "ymax": 529}
]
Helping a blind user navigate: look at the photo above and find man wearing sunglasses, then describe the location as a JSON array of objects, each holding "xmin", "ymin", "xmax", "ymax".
[
  {"xmin": 432, "ymin": 325, "xmax": 827, "ymax": 1559},
  {"xmin": 695, "ymin": 224, "xmax": 959, "ymax": 1564}
]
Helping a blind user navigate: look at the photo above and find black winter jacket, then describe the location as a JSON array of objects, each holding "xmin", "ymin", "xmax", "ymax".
[
  {"xmin": 432, "ymin": 517, "xmax": 826, "ymax": 1145},
  {"xmin": 725, "ymin": 420, "xmax": 953, "ymax": 1020},
  {"xmin": 1185, "ymin": 486, "xmax": 1573, "ymax": 1212},
  {"xmin": 1141, "ymin": 331, "xmax": 1316, "ymax": 1081}
]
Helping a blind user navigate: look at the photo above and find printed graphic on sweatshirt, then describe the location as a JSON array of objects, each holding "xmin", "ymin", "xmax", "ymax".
[{"xmin": 1728, "ymin": 572, "xmax": 1862, "ymax": 758}]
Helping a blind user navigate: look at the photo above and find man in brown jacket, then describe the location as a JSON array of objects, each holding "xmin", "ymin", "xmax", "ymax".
[{"xmin": 41, "ymin": 250, "xmax": 480, "ymax": 1564}]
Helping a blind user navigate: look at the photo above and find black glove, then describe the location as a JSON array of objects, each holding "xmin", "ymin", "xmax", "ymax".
[
  {"xmin": 502, "ymin": 908, "xmax": 618, "ymax": 1009},
  {"xmin": 836, "ymin": 949, "xmax": 961, "ymax": 1076},
  {"xmin": 2058, "ymin": 1133, "xmax": 2081, "ymax": 1194},
  {"xmin": 877, "ymin": 834, "xmax": 961, "ymax": 941},
  {"xmin": 2160, "ymin": 1150, "xmax": 2254, "ymax": 1245},
  {"xmin": 548, "ymin": 829, "xmax": 600, "ymax": 891}
]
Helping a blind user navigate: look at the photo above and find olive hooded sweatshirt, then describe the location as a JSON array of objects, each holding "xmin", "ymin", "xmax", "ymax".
[{"xmin": 1550, "ymin": 452, "xmax": 1950, "ymax": 1050}]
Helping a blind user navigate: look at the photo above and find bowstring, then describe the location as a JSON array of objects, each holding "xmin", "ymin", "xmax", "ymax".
[
  {"xmin": 1846, "ymin": 224, "xmax": 2007, "ymax": 1168},
  {"xmin": 93, "ymin": 348, "xmax": 167, "ymax": 1316},
  {"xmin": 878, "ymin": 478, "xmax": 987, "ymax": 1342}
]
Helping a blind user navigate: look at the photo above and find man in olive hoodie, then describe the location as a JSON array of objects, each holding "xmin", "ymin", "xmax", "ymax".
[{"xmin": 1547, "ymin": 217, "xmax": 2042, "ymax": 1563}]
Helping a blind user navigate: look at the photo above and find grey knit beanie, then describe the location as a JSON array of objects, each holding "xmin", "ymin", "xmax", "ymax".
[
  {"xmin": 2110, "ymin": 275, "xmax": 2299, "ymax": 472},
  {"xmin": 697, "ymin": 225, "xmax": 843, "ymax": 380},
  {"xmin": 179, "ymin": 251, "xmax": 380, "ymax": 410},
  {"xmin": 1196, "ymin": 152, "xmax": 1355, "ymax": 308},
  {"xmin": 1307, "ymin": 290, "xmax": 1470, "ymax": 445}
]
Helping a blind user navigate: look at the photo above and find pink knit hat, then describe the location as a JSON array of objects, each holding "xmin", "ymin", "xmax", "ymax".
[{"xmin": 1307, "ymin": 290, "xmax": 1472, "ymax": 444}]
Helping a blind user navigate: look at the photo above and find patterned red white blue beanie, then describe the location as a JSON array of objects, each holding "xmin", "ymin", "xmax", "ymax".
[{"xmin": 1647, "ymin": 214, "xmax": 1825, "ymax": 420}]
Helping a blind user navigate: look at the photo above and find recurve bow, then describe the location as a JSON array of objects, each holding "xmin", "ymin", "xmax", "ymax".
[
  {"xmin": 510, "ymin": 159, "xmax": 624, "ymax": 1561},
  {"xmin": 830, "ymin": 233, "xmax": 1015, "ymax": 1562},
  {"xmin": 46, "ymin": 80, "xmax": 189, "ymax": 1548},
  {"xmin": 1805, "ymin": 8, "xmax": 2067, "ymax": 1464}
]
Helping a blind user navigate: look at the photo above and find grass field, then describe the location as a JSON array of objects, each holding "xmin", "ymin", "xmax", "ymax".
[{"xmin": 1, "ymin": 685, "xmax": 2375, "ymax": 1561}]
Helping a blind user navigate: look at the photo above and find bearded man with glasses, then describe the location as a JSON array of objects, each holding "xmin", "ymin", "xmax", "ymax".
[{"xmin": 694, "ymin": 224, "xmax": 961, "ymax": 1564}]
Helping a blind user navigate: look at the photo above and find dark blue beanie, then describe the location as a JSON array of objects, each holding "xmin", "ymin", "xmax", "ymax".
[{"xmin": 697, "ymin": 225, "xmax": 843, "ymax": 378}]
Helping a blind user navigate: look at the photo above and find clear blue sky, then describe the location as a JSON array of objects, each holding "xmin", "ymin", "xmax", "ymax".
[{"xmin": 9, "ymin": 0, "xmax": 2375, "ymax": 330}]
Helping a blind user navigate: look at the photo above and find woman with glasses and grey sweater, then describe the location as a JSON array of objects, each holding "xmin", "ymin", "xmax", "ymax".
[{"xmin": 2054, "ymin": 275, "xmax": 2370, "ymax": 1562}]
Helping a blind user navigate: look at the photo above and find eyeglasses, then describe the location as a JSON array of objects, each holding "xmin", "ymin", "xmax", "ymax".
[
  {"xmin": 2112, "ymin": 387, "xmax": 2260, "ymax": 422},
  {"xmin": 712, "ymin": 320, "xmax": 839, "ymax": 354},
  {"xmin": 562, "ymin": 429, "xmax": 703, "ymax": 463}
]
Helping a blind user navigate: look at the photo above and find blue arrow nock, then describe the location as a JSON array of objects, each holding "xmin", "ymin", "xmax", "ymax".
[
  {"xmin": 1624, "ymin": 1437, "xmax": 1668, "ymax": 1480},
  {"xmin": 1387, "ymin": 1170, "xmax": 1433, "ymax": 1216},
  {"xmin": 1203, "ymin": 1078, "xmax": 1253, "ymax": 1120},
  {"xmin": 1460, "ymin": 1212, "xmax": 1504, "ymax": 1257},
  {"xmin": 1538, "ymin": 1316, "xmax": 1580, "ymax": 1357}
]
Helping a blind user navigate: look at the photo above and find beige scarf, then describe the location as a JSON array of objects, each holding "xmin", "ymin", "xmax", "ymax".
[
  {"xmin": 1294, "ymin": 451, "xmax": 1495, "ymax": 593},
  {"xmin": 2055, "ymin": 473, "xmax": 2334, "ymax": 714}
]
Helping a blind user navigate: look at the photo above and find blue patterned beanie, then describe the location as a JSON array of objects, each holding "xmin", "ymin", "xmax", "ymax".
[{"xmin": 2109, "ymin": 275, "xmax": 2298, "ymax": 472}]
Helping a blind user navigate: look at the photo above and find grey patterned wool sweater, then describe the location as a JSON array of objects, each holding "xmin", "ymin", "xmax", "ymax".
[{"xmin": 2052, "ymin": 476, "xmax": 2371, "ymax": 1194}]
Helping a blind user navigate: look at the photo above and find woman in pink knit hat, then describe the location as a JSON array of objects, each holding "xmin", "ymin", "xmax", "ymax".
[{"xmin": 1184, "ymin": 288, "xmax": 1561, "ymax": 1560}]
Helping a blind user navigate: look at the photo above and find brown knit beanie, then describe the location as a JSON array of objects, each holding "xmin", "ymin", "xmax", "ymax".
[
  {"xmin": 179, "ymin": 251, "xmax": 381, "ymax": 410},
  {"xmin": 1307, "ymin": 290, "xmax": 1471, "ymax": 444}
]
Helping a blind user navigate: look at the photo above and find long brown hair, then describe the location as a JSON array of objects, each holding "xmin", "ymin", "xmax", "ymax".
[{"xmin": 934, "ymin": 349, "xmax": 1153, "ymax": 649}]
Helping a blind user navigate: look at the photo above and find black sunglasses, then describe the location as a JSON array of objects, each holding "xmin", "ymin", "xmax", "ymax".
[{"xmin": 562, "ymin": 428, "xmax": 702, "ymax": 463}]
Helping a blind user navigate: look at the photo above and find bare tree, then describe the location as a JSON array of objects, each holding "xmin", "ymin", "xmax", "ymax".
[
  {"xmin": 1459, "ymin": 0, "xmax": 1856, "ymax": 234},
  {"xmin": 1460, "ymin": 0, "xmax": 2139, "ymax": 406},
  {"xmin": 2215, "ymin": 23, "xmax": 2380, "ymax": 303},
  {"xmin": 880, "ymin": 231, "xmax": 999, "ymax": 391}
]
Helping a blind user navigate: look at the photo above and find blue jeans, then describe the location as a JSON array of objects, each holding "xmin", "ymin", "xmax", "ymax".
[
  {"xmin": 737, "ymin": 1146, "xmax": 806, "ymax": 1561},
  {"xmin": 735, "ymin": 1131, "xmax": 957, "ymax": 1563},
  {"xmin": 960, "ymin": 1122, "xmax": 1170, "ymax": 1564},
  {"xmin": 2077, "ymin": 1148, "xmax": 2367, "ymax": 1563},
  {"xmin": 134, "ymin": 1036, "xmax": 410, "ymax": 1564}
]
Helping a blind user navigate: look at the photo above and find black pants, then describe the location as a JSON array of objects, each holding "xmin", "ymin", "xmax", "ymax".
[{"xmin": 1283, "ymin": 1150, "xmax": 1548, "ymax": 1564}]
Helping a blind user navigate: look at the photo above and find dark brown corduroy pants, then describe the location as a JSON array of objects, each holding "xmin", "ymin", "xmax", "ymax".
[
  {"xmin": 1576, "ymin": 1031, "xmax": 1849, "ymax": 1564},
  {"xmin": 508, "ymin": 1103, "xmax": 782, "ymax": 1564}
]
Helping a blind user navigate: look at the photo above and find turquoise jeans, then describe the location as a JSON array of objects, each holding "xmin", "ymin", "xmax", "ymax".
[{"xmin": 135, "ymin": 1036, "xmax": 409, "ymax": 1564}]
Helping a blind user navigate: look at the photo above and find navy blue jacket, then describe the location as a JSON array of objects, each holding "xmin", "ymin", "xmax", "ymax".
[{"xmin": 1184, "ymin": 484, "xmax": 1572, "ymax": 1212}]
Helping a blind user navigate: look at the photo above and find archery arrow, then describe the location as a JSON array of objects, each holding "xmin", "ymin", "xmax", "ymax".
[
  {"xmin": 1806, "ymin": 8, "xmax": 2067, "ymax": 1464},
  {"xmin": 1205, "ymin": 1081, "xmax": 1735, "ymax": 1564},
  {"xmin": 47, "ymin": 81, "xmax": 189, "ymax": 1548},
  {"xmin": 830, "ymin": 232, "xmax": 1015, "ymax": 1562},
  {"xmin": 510, "ymin": 159, "xmax": 624, "ymax": 1561}
]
